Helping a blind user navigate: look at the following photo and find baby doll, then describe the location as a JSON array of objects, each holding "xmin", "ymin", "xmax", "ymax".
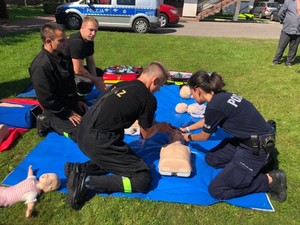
[
  {"xmin": 158, "ymin": 130, "xmax": 192, "ymax": 177},
  {"xmin": 0, "ymin": 165, "xmax": 60, "ymax": 217}
]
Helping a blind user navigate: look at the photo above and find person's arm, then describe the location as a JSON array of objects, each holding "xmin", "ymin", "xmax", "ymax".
[
  {"xmin": 86, "ymin": 55, "xmax": 97, "ymax": 77},
  {"xmin": 140, "ymin": 122, "xmax": 175, "ymax": 139},
  {"xmin": 30, "ymin": 64, "xmax": 73, "ymax": 118},
  {"xmin": 278, "ymin": 1, "xmax": 287, "ymax": 22},
  {"xmin": 72, "ymin": 57, "xmax": 106, "ymax": 91},
  {"xmin": 27, "ymin": 165, "xmax": 33, "ymax": 177},
  {"xmin": 180, "ymin": 119, "xmax": 205, "ymax": 133},
  {"xmin": 182, "ymin": 130, "xmax": 211, "ymax": 142},
  {"xmin": 25, "ymin": 202, "xmax": 35, "ymax": 218}
]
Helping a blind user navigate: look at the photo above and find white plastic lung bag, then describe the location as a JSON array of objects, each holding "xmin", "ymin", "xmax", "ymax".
[{"xmin": 187, "ymin": 103, "xmax": 206, "ymax": 118}]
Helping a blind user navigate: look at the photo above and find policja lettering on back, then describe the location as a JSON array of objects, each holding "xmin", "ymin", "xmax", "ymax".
[{"xmin": 227, "ymin": 94, "xmax": 243, "ymax": 107}]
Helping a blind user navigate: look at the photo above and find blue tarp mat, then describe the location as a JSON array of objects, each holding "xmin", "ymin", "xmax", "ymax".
[
  {"xmin": 16, "ymin": 84, "xmax": 101, "ymax": 106},
  {"xmin": 3, "ymin": 85, "xmax": 274, "ymax": 211},
  {"xmin": 0, "ymin": 102, "xmax": 34, "ymax": 128}
]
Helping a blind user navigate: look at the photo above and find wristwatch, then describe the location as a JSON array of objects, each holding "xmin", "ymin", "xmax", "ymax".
[{"xmin": 188, "ymin": 134, "xmax": 193, "ymax": 141}]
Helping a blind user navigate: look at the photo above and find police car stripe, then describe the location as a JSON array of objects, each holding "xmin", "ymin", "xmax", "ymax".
[{"xmin": 66, "ymin": 6, "xmax": 156, "ymax": 17}]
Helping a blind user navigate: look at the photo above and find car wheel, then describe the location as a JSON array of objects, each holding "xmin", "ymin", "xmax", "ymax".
[
  {"xmin": 258, "ymin": 12, "xmax": 263, "ymax": 19},
  {"xmin": 66, "ymin": 14, "xmax": 82, "ymax": 30},
  {"xmin": 159, "ymin": 13, "xmax": 168, "ymax": 28},
  {"xmin": 133, "ymin": 18, "xmax": 149, "ymax": 33},
  {"xmin": 270, "ymin": 14, "xmax": 274, "ymax": 21}
]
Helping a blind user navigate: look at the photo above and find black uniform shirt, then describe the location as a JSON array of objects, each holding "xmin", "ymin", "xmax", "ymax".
[
  {"xmin": 67, "ymin": 32, "xmax": 94, "ymax": 60},
  {"xmin": 92, "ymin": 80, "xmax": 157, "ymax": 132},
  {"xmin": 29, "ymin": 48, "xmax": 79, "ymax": 119},
  {"xmin": 203, "ymin": 92, "xmax": 272, "ymax": 139}
]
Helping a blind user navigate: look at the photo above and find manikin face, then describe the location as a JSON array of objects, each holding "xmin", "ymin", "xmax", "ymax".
[
  {"xmin": 81, "ymin": 21, "xmax": 98, "ymax": 42},
  {"xmin": 39, "ymin": 173, "xmax": 59, "ymax": 192}
]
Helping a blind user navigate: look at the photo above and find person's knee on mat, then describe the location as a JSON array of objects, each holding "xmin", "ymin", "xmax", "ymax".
[
  {"xmin": 130, "ymin": 170, "xmax": 152, "ymax": 193},
  {"xmin": 208, "ymin": 180, "xmax": 228, "ymax": 200},
  {"xmin": 205, "ymin": 153, "xmax": 220, "ymax": 168}
]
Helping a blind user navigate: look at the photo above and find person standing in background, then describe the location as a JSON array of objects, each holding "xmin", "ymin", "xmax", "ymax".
[{"xmin": 272, "ymin": 0, "xmax": 300, "ymax": 67}]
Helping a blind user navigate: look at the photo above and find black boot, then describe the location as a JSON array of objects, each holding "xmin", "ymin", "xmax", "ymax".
[
  {"xmin": 67, "ymin": 171, "xmax": 89, "ymax": 210},
  {"xmin": 269, "ymin": 170, "xmax": 287, "ymax": 202},
  {"xmin": 36, "ymin": 112, "xmax": 50, "ymax": 137}
]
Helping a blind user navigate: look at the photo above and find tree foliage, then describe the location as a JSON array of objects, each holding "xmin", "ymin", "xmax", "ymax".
[{"xmin": 0, "ymin": 0, "xmax": 8, "ymax": 19}]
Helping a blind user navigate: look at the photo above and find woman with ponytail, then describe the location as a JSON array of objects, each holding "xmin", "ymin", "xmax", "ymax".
[{"xmin": 181, "ymin": 71, "xmax": 287, "ymax": 203}]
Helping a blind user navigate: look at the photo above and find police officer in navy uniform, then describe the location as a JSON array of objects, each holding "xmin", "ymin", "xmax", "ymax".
[
  {"xmin": 65, "ymin": 62, "xmax": 176, "ymax": 210},
  {"xmin": 181, "ymin": 71, "xmax": 287, "ymax": 202}
]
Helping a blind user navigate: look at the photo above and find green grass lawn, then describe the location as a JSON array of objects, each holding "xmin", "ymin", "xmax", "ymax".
[
  {"xmin": 1, "ymin": 7, "xmax": 300, "ymax": 224},
  {"xmin": 7, "ymin": 5, "xmax": 44, "ymax": 21}
]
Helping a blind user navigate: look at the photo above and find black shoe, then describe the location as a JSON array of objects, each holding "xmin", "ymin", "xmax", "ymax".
[
  {"xmin": 64, "ymin": 162, "xmax": 81, "ymax": 178},
  {"xmin": 268, "ymin": 170, "xmax": 287, "ymax": 202},
  {"xmin": 36, "ymin": 112, "xmax": 50, "ymax": 137},
  {"xmin": 267, "ymin": 120, "xmax": 276, "ymax": 132},
  {"xmin": 67, "ymin": 171, "xmax": 88, "ymax": 210}
]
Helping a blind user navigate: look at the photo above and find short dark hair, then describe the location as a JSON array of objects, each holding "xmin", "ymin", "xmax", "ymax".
[
  {"xmin": 188, "ymin": 71, "xmax": 225, "ymax": 94},
  {"xmin": 143, "ymin": 61, "xmax": 170, "ymax": 81},
  {"xmin": 40, "ymin": 23, "xmax": 65, "ymax": 43}
]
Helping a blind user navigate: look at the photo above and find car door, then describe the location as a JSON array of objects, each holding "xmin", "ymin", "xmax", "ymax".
[
  {"xmin": 110, "ymin": 0, "xmax": 136, "ymax": 27},
  {"xmin": 253, "ymin": 2, "xmax": 265, "ymax": 17},
  {"xmin": 85, "ymin": 0, "xmax": 112, "ymax": 25}
]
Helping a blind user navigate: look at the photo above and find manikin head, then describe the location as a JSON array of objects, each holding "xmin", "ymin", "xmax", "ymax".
[{"xmin": 37, "ymin": 173, "xmax": 61, "ymax": 192}]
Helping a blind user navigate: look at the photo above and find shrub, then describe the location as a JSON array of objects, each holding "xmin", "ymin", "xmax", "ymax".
[{"xmin": 42, "ymin": 0, "xmax": 64, "ymax": 14}]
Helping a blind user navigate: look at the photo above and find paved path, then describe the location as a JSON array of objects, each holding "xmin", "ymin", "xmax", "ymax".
[
  {"xmin": 0, "ymin": 15, "xmax": 55, "ymax": 37},
  {"xmin": 0, "ymin": 15, "xmax": 282, "ymax": 39},
  {"xmin": 155, "ymin": 20, "xmax": 282, "ymax": 39}
]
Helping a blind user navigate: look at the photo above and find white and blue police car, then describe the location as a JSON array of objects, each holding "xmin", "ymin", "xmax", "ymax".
[{"xmin": 55, "ymin": 0, "xmax": 161, "ymax": 33}]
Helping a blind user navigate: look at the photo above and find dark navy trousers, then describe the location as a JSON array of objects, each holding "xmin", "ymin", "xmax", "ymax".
[{"xmin": 205, "ymin": 138, "xmax": 270, "ymax": 200}]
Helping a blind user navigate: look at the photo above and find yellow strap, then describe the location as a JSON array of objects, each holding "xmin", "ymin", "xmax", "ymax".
[
  {"xmin": 77, "ymin": 92, "xmax": 87, "ymax": 96},
  {"xmin": 63, "ymin": 132, "xmax": 70, "ymax": 138},
  {"xmin": 122, "ymin": 177, "xmax": 132, "ymax": 193}
]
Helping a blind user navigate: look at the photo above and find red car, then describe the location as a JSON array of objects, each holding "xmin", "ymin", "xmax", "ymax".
[{"xmin": 159, "ymin": 4, "xmax": 180, "ymax": 28}]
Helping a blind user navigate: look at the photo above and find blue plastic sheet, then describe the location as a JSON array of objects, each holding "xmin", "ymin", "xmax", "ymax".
[
  {"xmin": 3, "ymin": 85, "xmax": 274, "ymax": 211},
  {"xmin": 0, "ymin": 102, "xmax": 34, "ymax": 128}
]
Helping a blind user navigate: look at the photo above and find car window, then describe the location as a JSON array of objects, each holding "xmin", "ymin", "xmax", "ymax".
[
  {"xmin": 267, "ymin": 3, "xmax": 279, "ymax": 7},
  {"xmin": 258, "ymin": 3, "xmax": 265, "ymax": 7},
  {"xmin": 117, "ymin": 0, "xmax": 135, "ymax": 5},
  {"xmin": 90, "ymin": 0, "xmax": 111, "ymax": 4}
]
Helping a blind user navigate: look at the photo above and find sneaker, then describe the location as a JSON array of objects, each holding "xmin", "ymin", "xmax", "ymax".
[
  {"xmin": 67, "ymin": 171, "xmax": 88, "ymax": 210},
  {"xmin": 285, "ymin": 63, "xmax": 292, "ymax": 67},
  {"xmin": 268, "ymin": 170, "xmax": 287, "ymax": 202},
  {"xmin": 272, "ymin": 61, "xmax": 281, "ymax": 66},
  {"xmin": 64, "ymin": 162, "xmax": 80, "ymax": 178},
  {"xmin": 36, "ymin": 112, "xmax": 50, "ymax": 137}
]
